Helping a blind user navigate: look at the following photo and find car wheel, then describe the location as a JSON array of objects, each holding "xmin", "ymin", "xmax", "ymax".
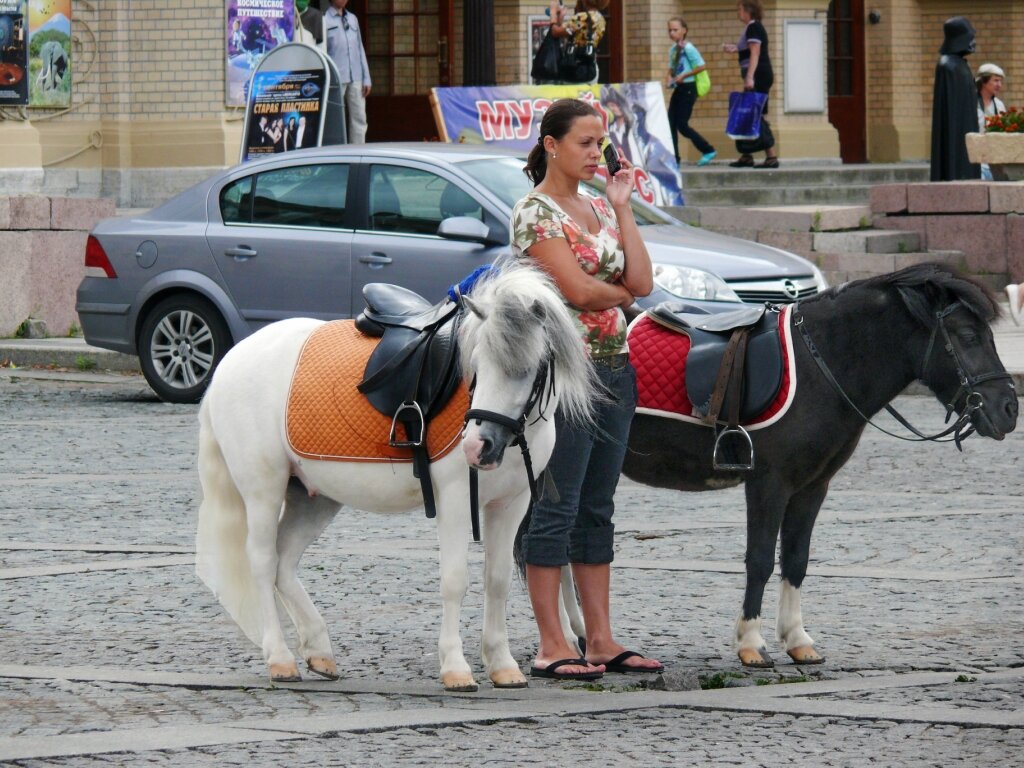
[{"xmin": 138, "ymin": 295, "xmax": 232, "ymax": 403}]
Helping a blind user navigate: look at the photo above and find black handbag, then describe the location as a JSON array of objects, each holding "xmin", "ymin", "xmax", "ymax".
[
  {"xmin": 735, "ymin": 116, "xmax": 775, "ymax": 154},
  {"xmin": 558, "ymin": 14, "xmax": 597, "ymax": 83},
  {"xmin": 531, "ymin": 30, "xmax": 563, "ymax": 81}
]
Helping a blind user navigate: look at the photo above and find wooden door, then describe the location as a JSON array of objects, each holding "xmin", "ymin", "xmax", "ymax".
[
  {"xmin": 597, "ymin": 0, "xmax": 623, "ymax": 84},
  {"xmin": 352, "ymin": 0, "xmax": 453, "ymax": 142},
  {"xmin": 827, "ymin": 0, "xmax": 866, "ymax": 163}
]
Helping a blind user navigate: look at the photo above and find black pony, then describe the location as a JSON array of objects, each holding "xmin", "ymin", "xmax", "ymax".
[{"xmin": 518, "ymin": 263, "xmax": 1018, "ymax": 668}]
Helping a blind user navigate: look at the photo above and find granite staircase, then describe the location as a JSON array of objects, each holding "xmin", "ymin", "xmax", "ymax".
[{"xmin": 679, "ymin": 162, "xmax": 930, "ymax": 208}]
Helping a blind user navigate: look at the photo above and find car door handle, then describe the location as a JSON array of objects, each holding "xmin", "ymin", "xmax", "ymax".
[
  {"xmin": 224, "ymin": 246, "xmax": 258, "ymax": 261},
  {"xmin": 359, "ymin": 253, "xmax": 392, "ymax": 265}
]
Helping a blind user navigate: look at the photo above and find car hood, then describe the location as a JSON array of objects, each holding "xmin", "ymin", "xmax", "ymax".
[{"xmin": 640, "ymin": 225, "xmax": 814, "ymax": 279}]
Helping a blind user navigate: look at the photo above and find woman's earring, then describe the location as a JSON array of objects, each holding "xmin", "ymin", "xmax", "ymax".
[{"xmin": 551, "ymin": 152, "xmax": 557, "ymax": 159}]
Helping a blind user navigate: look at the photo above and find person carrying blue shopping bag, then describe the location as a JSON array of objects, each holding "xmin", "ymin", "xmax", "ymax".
[
  {"xmin": 721, "ymin": 0, "xmax": 778, "ymax": 168},
  {"xmin": 665, "ymin": 16, "xmax": 716, "ymax": 167}
]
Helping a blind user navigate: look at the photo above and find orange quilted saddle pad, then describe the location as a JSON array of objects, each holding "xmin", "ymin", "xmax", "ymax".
[{"xmin": 286, "ymin": 320, "xmax": 469, "ymax": 462}]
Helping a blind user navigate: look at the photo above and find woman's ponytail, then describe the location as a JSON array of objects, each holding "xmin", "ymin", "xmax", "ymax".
[{"xmin": 524, "ymin": 140, "xmax": 549, "ymax": 186}]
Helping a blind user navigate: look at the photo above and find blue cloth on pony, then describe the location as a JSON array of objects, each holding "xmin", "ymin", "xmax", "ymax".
[{"xmin": 448, "ymin": 264, "xmax": 493, "ymax": 302}]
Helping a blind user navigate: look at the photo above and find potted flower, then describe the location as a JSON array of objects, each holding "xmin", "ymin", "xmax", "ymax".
[{"xmin": 966, "ymin": 108, "xmax": 1024, "ymax": 180}]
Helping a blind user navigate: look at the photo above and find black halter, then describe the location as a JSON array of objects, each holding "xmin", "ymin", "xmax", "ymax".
[
  {"xmin": 794, "ymin": 300, "xmax": 1013, "ymax": 450},
  {"xmin": 462, "ymin": 358, "xmax": 555, "ymax": 542}
]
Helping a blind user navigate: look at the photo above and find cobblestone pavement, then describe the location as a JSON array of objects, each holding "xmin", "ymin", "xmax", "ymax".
[{"xmin": 1, "ymin": 373, "xmax": 1022, "ymax": 766}]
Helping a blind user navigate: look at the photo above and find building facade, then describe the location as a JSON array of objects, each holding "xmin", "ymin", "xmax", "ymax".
[{"xmin": 0, "ymin": 0, "xmax": 1018, "ymax": 205}]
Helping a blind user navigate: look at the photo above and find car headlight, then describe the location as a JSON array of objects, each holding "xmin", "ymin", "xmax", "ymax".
[{"xmin": 652, "ymin": 264, "xmax": 741, "ymax": 302}]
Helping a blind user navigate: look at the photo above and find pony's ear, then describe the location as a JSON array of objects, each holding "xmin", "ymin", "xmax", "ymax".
[
  {"xmin": 463, "ymin": 296, "xmax": 487, "ymax": 319},
  {"xmin": 530, "ymin": 299, "xmax": 547, "ymax": 322}
]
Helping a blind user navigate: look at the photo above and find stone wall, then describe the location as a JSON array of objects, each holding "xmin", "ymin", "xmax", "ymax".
[
  {"xmin": 871, "ymin": 182, "xmax": 1024, "ymax": 283},
  {"xmin": 0, "ymin": 197, "xmax": 116, "ymax": 338}
]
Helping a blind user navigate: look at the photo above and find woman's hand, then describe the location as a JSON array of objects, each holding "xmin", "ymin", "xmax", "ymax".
[
  {"xmin": 722, "ymin": 43, "xmax": 737, "ymax": 53},
  {"xmin": 744, "ymin": 75, "xmax": 754, "ymax": 90},
  {"xmin": 605, "ymin": 155, "xmax": 636, "ymax": 210}
]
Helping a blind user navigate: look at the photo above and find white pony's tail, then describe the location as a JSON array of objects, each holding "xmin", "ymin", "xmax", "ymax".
[{"xmin": 195, "ymin": 397, "xmax": 264, "ymax": 646}]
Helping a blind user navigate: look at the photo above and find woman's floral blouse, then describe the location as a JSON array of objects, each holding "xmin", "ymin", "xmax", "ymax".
[{"xmin": 511, "ymin": 191, "xmax": 627, "ymax": 359}]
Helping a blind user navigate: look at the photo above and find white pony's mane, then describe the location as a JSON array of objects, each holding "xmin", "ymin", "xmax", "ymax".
[{"xmin": 459, "ymin": 263, "xmax": 599, "ymax": 425}]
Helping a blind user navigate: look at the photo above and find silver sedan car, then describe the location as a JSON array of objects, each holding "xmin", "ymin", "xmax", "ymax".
[{"xmin": 77, "ymin": 143, "xmax": 826, "ymax": 402}]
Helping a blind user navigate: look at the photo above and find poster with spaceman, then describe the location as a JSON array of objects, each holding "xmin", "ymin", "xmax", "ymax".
[
  {"xmin": 0, "ymin": 0, "xmax": 28, "ymax": 105},
  {"xmin": 225, "ymin": 0, "xmax": 296, "ymax": 107},
  {"xmin": 27, "ymin": 0, "xmax": 71, "ymax": 107}
]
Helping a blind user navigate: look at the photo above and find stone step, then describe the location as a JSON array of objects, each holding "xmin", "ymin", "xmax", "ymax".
[
  {"xmin": 821, "ymin": 251, "xmax": 968, "ymax": 288},
  {"xmin": 812, "ymin": 229, "xmax": 922, "ymax": 254},
  {"xmin": 682, "ymin": 184, "xmax": 874, "ymax": 207},
  {"xmin": 681, "ymin": 162, "xmax": 930, "ymax": 190},
  {"xmin": 698, "ymin": 204, "xmax": 873, "ymax": 234}
]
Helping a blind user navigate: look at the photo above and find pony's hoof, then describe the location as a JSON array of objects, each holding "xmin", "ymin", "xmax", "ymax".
[
  {"xmin": 441, "ymin": 671, "xmax": 479, "ymax": 692},
  {"xmin": 738, "ymin": 646, "xmax": 775, "ymax": 668},
  {"xmin": 787, "ymin": 645, "xmax": 825, "ymax": 665},
  {"xmin": 307, "ymin": 656, "xmax": 340, "ymax": 680},
  {"xmin": 490, "ymin": 667, "xmax": 528, "ymax": 689},
  {"xmin": 269, "ymin": 662, "xmax": 302, "ymax": 682}
]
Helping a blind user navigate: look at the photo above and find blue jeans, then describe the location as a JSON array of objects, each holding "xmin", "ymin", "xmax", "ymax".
[{"xmin": 521, "ymin": 358, "xmax": 637, "ymax": 567}]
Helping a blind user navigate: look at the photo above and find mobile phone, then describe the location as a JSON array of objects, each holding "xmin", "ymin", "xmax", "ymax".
[{"xmin": 603, "ymin": 142, "xmax": 621, "ymax": 177}]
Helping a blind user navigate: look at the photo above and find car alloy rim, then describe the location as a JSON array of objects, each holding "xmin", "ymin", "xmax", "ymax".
[{"xmin": 150, "ymin": 309, "xmax": 216, "ymax": 390}]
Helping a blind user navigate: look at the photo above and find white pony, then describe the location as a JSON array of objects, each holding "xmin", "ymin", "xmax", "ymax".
[{"xmin": 195, "ymin": 264, "xmax": 597, "ymax": 691}]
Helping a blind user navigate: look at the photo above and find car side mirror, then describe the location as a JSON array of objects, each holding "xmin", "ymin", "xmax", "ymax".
[{"xmin": 437, "ymin": 216, "xmax": 493, "ymax": 244}]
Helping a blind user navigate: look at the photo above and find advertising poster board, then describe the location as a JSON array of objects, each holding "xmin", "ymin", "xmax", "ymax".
[
  {"xmin": 27, "ymin": 0, "xmax": 70, "ymax": 107},
  {"xmin": 243, "ymin": 68, "xmax": 326, "ymax": 161},
  {"xmin": 431, "ymin": 83, "xmax": 683, "ymax": 206},
  {"xmin": 240, "ymin": 43, "xmax": 345, "ymax": 163},
  {"xmin": 226, "ymin": 0, "xmax": 295, "ymax": 107},
  {"xmin": 0, "ymin": 0, "xmax": 28, "ymax": 106}
]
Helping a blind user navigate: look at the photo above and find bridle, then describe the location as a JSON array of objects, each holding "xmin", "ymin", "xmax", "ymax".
[
  {"xmin": 462, "ymin": 357, "xmax": 555, "ymax": 542},
  {"xmin": 795, "ymin": 299, "xmax": 1013, "ymax": 450}
]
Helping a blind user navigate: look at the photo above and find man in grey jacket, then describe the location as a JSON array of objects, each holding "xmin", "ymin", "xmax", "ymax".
[{"xmin": 325, "ymin": 0, "xmax": 372, "ymax": 143}]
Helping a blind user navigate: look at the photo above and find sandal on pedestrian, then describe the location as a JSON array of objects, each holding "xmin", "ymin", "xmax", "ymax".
[
  {"xmin": 530, "ymin": 657, "xmax": 604, "ymax": 681},
  {"xmin": 591, "ymin": 650, "xmax": 664, "ymax": 674},
  {"xmin": 758, "ymin": 157, "xmax": 780, "ymax": 169},
  {"xmin": 729, "ymin": 155, "xmax": 754, "ymax": 168}
]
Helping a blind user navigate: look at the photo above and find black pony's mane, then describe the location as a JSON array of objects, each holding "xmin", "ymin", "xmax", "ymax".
[{"xmin": 812, "ymin": 262, "xmax": 1000, "ymax": 327}]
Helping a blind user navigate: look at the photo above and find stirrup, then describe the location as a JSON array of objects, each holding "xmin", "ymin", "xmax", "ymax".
[
  {"xmin": 389, "ymin": 401, "xmax": 425, "ymax": 448},
  {"xmin": 712, "ymin": 424, "xmax": 754, "ymax": 471}
]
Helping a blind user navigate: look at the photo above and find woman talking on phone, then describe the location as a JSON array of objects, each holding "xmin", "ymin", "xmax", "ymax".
[{"xmin": 512, "ymin": 99, "xmax": 664, "ymax": 681}]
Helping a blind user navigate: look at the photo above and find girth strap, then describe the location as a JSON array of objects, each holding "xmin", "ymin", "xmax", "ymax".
[{"xmin": 704, "ymin": 327, "xmax": 751, "ymax": 427}]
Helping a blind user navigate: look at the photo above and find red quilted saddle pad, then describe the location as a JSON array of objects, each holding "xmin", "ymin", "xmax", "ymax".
[
  {"xmin": 627, "ymin": 306, "xmax": 794, "ymax": 428},
  {"xmin": 286, "ymin": 320, "xmax": 468, "ymax": 462}
]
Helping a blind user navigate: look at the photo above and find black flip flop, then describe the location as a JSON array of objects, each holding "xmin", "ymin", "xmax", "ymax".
[
  {"xmin": 598, "ymin": 650, "xmax": 664, "ymax": 674},
  {"xmin": 529, "ymin": 657, "xmax": 604, "ymax": 681}
]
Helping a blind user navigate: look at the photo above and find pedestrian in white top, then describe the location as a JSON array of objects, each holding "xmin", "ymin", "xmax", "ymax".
[{"xmin": 325, "ymin": 0, "xmax": 372, "ymax": 144}]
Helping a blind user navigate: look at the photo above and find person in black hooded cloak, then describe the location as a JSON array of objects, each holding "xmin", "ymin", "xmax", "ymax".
[{"xmin": 930, "ymin": 17, "xmax": 981, "ymax": 181}]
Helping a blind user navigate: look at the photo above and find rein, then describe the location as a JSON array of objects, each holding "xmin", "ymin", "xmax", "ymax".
[
  {"xmin": 462, "ymin": 359, "xmax": 555, "ymax": 542},
  {"xmin": 793, "ymin": 300, "xmax": 1011, "ymax": 451}
]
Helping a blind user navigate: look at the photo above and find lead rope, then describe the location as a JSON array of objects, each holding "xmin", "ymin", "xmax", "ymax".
[{"xmin": 463, "ymin": 359, "xmax": 552, "ymax": 542}]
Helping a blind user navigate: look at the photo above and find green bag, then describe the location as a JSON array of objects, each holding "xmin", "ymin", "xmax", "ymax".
[
  {"xmin": 683, "ymin": 44, "xmax": 711, "ymax": 98},
  {"xmin": 695, "ymin": 68, "xmax": 711, "ymax": 98}
]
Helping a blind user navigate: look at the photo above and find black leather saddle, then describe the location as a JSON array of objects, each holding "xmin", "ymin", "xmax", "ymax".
[
  {"xmin": 650, "ymin": 301, "xmax": 784, "ymax": 425},
  {"xmin": 355, "ymin": 283, "xmax": 464, "ymax": 518},
  {"xmin": 356, "ymin": 284, "xmax": 462, "ymax": 422}
]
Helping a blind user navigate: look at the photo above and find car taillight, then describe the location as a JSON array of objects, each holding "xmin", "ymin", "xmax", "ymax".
[{"xmin": 85, "ymin": 235, "xmax": 117, "ymax": 278}]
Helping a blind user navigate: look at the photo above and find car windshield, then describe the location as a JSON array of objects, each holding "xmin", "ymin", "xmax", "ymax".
[{"xmin": 458, "ymin": 156, "xmax": 675, "ymax": 226}]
